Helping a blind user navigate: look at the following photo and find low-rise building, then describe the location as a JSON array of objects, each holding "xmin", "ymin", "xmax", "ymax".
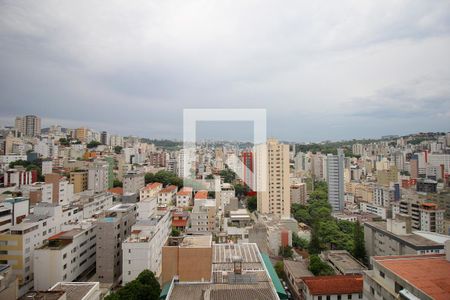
[
  {"xmin": 301, "ymin": 275, "xmax": 363, "ymax": 300},
  {"xmin": 176, "ymin": 187, "xmax": 192, "ymax": 207},
  {"xmin": 363, "ymin": 250, "xmax": 450, "ymax": 300},
  {"xmin": 157, "ymin": 185, "xmax": 178, "ymax": 205},
  {"xmin": 283, "ymin": 260, "xmax": 313, "ymax": 300},
  {"xmin": 188, "ymin": 199, "xmax": 217, "ymax": 233},
  {"xmin": 161, "ymin": 239, "xmax": 284, "ymax": 300},
  {"xmin": 140, "ymin": 182, "xmax": 163, "ymax": 201},
  {"xmin": 320, "ymin": 250, "xmax": 367, "ymax": 275}
]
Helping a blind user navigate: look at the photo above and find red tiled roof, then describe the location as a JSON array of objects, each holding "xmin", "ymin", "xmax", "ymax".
[
  {"xmin": 302, "ymin": 275, "xmax": 363, "ymax": 295},
  {"xmin": 376, "ymin": 254, "xmax": 450, "ymax": 300},
  {"xmin": 144, "ymin": 182, "xmax": 162, "ymax": 190},
  {"xmin": 48, "ymin": 231, "xmax": 67, "ymax": 240},
  {"xmin": 160, "ymin": 185, "xmax": 178, "ymax": 193},
  {"xmin": 107, "ymin": 187, "xmax": 123, "ymax": 195},
  {"xmin": 194, "ymin": 190, "xmax": 208, "ymax": 199},
  {"xmin": 172, "ymin": 219, "xmax": 188, "ymax": 227},
  {"xmin": 177, "ymin": 187, "xmax": 193, "ymax": 196}
]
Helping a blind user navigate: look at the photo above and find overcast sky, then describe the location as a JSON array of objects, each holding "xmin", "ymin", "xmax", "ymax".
[{"xmin": 1, "ymin": 1, "xmax": 449, "ymax": 142}]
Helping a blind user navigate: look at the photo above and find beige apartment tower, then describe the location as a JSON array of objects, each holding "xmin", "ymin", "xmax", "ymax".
[{"xmin": 256, "ymin": 139, "xmax": 291, "ymax": 217}]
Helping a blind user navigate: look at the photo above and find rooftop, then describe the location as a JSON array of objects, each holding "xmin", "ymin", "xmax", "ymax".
[
  {"xmin": 177, "ymin": 187, "xmax": 193, "ymax": 196},
  {"xmin": 160, "ymin": 185, "xmax": 178, "ymax": 193},
  {"xmin": 179, "ymin": 235, "xmax": 212, "ymax": 248},
  {"xmin": 167, "ymin": 282, "xmax": 279, "ymax": 300},
  {"xmin": 283, "ymin": 260, "xmax": 313, "ymax": 279},
  {"xmin": 365, "ymin": 221, "xmax": 444, "ymax": 248},
  {"xmin": 374, "ymin": 254, "xmax": 450, "ymax": 300},
  {"xmin": 321, "ymin": 250, "xmax": 367, "ymax": 275},
  {"xmin": 49, "ymin": 282, "xmax": 99, "ymax": 300},
  {"xmin": 143, "ymin": 182, "xmax": 162, "ymax": 190},
  {"xmin": 194, "ymin": 190, "xmax": 208, "ymax": 199},
  {"xmin": 302, "ymin": 275, "xmax": 363, "ymax": 296}
]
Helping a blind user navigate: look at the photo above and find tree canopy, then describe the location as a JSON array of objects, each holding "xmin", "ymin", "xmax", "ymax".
[
  {"xmin": 308, "ymin": 255, "xmax": 335, "ymax": 276},
  {"xmin": 145, "ymin": 171, "xmax": 183, "ymax": 187},
  {"xmin": 105, "ymin": 270, "xmax": 160, "ymax": 300},
  {"xmin": 247, "ymin": 196, "xmax": 257, "ymax": 212}
]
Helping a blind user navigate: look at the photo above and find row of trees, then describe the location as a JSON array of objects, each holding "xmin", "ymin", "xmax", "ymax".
[
  {"xmin": 291, "ymin": 181, "xmax": 367, "ymax": 264},
  {"xmin": 144, "ymin": 170, "xmax": 183, "ymax": 187},
  {"xmin": 9, "ymin": 159, "xmax": 45, "ymax": 181}
]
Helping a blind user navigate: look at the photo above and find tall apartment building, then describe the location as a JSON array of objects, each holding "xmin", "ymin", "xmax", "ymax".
[
  {"xmin": 96, "ymin": 203, "xmax": 137, "ymax": 284},
  {"xmin": 327, "ymin": 149, "xmax": 345, "ymax": 212},
  {"xmin": 70, "ymin": 170, "xmax": 89, "ymax": 193},
  {"xmin": 88, "ymin": 164, "xmax": 109, "ymax": 193},
  {"xmin": 290, "ymin": 183, "xmax": 307, "ymax": 205},
  {"xmin": 0, "ymin": 203, "xmax": 81, "ymax": 296},
  {"xmin": 75, "ymin": 127, "xmax": 88, "ymax": 143},
  {"xmin": 33, "ymin": 222, "xmax": 97, "ymax": 290},
  {"xmin": 15, "ymin": 115, "xmax": 41, "ymax": 137},
  {"xmin": 44, "ymin": 173, "xmax": 74, "ymax": 205},
  {"xmin": 100, "ymin": 131, "xmax": 108, "ymax": 145},
  {"xmin": 241, "ymin": 151, "xmax": 254, "ymax": 190},
  {"xmin": 256, "ymin": 139, "xmax": 290, "ymax": 217},
  {"xmin": 395, "ymin": 198, "xmax": 445, "ymax": 233},
  {"xmin": 122, "ymin": 211, "xmax": 171, "ymax": 284},
  {"xmin": 123, "ymin": 172, "xmax": 145, "ymax": 195}
]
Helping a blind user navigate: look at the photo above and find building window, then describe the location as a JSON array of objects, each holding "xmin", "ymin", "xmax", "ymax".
[
  {"xmin": 379, "ymin": 271, "xmax": 385, "ymax": 278},
  {"xmin": 338, "ymin": 296, "xmax": 341, "ymax": 300},
  {"xmin": 327, "ymin": 296, "xmax": 330, "ymax": 300},
  {"xmin": 318, "ymin": 297, "xmax": 322, "ymax": 300},
  {"xmin": 370, "ymin": 287, "xmax": 375, "ymax": 295},
  {"xmin": 348, "ymin": 295, "xmax": 352, "ymax": 299}
]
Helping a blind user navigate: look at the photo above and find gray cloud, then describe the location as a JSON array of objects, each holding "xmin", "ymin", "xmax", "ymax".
[{"xmin": 1, "ymin": 0, "xmax": 450, "ymax": 141}]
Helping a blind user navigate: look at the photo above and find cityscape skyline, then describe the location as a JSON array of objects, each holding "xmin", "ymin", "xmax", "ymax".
[{"xmin": 1, "ymin": 115, "xmax": 449, "ymax": 144}]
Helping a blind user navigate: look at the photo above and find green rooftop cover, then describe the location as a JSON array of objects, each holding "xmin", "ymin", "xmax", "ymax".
[
  {"xmin": 261, "ymin": 253, "xmax": 288, "ymax": 299},
  {"xmin": 159, "ymin": 282, "xmax": 171, "ymax": 299}
]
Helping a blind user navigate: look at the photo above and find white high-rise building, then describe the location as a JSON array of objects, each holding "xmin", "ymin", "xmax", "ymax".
[
  {"xmin": 327, "ymin": 149, "xmax": 345, "ymax": 212},
  {"xmin": 256, "ymin": 139, "xmax": 290, "ymax": 217}
]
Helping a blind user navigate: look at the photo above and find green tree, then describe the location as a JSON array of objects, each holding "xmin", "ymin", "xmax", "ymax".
[
  {"xmin": 145, "ymin": 171, "xmax": 183, "ymax": 187},
  {"xmin": 113, "ymin": 179, "xmax": 123, "ymax": 188},
  {"xmin": 353, "ymin": 220, "xmax": 367, "ymax": 264},
  {"xmin": 308, "ymin": 222, "xmax": 322, "ymax": 255},
  {"xmin": 292, "ymin": 232, "xmax": 309, "ymax": 250},
  {"xmin": 279, "ymin": 246, "xmax": 293, "ymax": 258},
  {"xmin": 220, "ymin": 167, "xmax": 236, "ymax": 183},
  {"xmin": 308, "ymin": 255, "xmax": 335, "ymax": 276},
  {"xmin": 171, "ymin": 228, "xmax": 181, "ymax": 237},
  {"xmin": 105, "ymin": 270, "xmax": 160, "ymax": 300},
  {"xmin": 87, "ymin": 140, "xmax": 101, "ymax": 149},
  {"xmin": 274, "ymin": 261, "xmax": 284, "ymax": 279},
  {"xmin": 247, "ymin": 196, "xmax": 257, "ymax": 212},
  {"xmin": 114, "ymin": 146, "xmax": 123, "ymax": 154}
]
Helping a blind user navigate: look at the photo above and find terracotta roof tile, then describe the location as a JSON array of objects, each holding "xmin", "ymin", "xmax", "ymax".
[{"xmin": 302, "ymin": 275, "xmax": 363, "ymax": 295}]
